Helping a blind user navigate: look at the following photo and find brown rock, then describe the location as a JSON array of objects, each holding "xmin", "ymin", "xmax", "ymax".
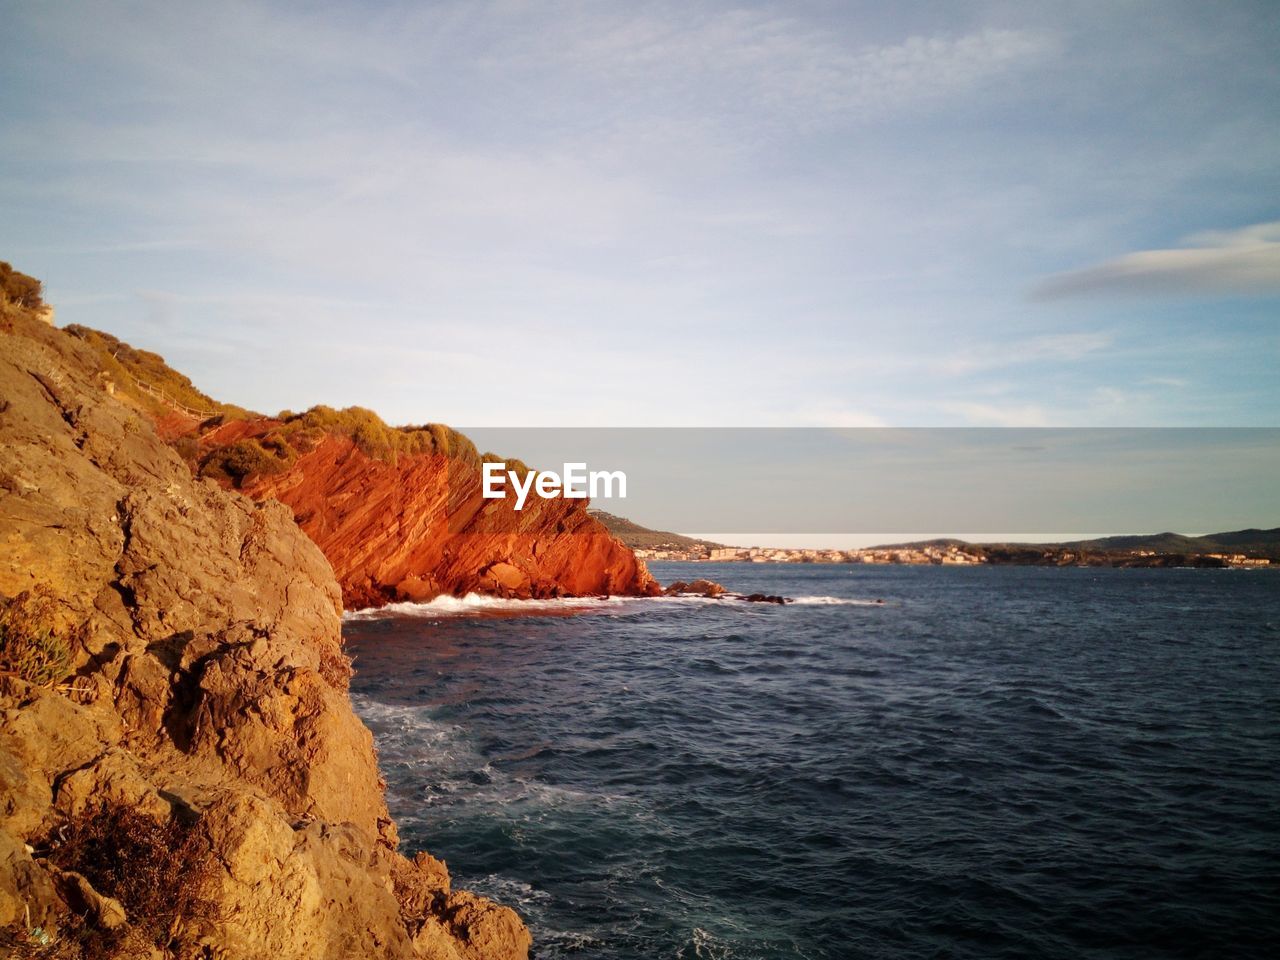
[
  {"xmin": 0, "ymin": 307, "xmax": 530, "ymax": 958},
  {"xmin": 0, "ymin": 827, "xmax": 58, "ymax": 929},
  {"xmin": 395, "ymin": 575, "xmax": 442, "ymax": 603},
  {"xmin": 664, "ymin": 578, "xmax": 726, "ymax": 598},
  {"xmin": 49, "ymin": 866, "xmax": 128, "ymax": 930},
  {"xmin": 482, "ymin": 561, "xmax": 531, "ymax": 597}
]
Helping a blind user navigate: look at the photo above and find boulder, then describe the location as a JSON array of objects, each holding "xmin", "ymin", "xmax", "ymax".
[{"xmin": 664, "ymin": 579, "xmax": 726, "ymax": 598}]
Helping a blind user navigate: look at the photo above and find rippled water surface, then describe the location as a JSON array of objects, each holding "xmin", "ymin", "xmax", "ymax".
[{"xmin": 344, "ymin": 563, "xmax": 1280, "ymax": 959}]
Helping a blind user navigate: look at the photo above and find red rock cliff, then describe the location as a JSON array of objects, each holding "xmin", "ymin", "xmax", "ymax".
[
  {"xmin": 209, "ymin": 422, "xmax": 660, "ymax": 609},
  {"xmin": 60, "ymin": 327, "xmax": 661, "ymax": 611}
]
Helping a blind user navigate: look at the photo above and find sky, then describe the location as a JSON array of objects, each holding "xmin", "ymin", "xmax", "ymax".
[{"xmin": 2, "ymin": 0, "xmax": 1278, "ymax": 430}]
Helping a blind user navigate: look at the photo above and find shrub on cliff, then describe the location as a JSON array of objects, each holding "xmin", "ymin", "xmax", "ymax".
[
  {"xmin": 199, "ymin": 438, "xmax": 289, "ymax": 486},
  {"xmin": 275, "ymin": 406, "xmax": 481, "ymax": 466},
  {"xmin": 482, "ymin": 452, "xmax": 532, "ymax": 480},
  {"xmin": 170, "ymin": 435, "xmax": 199, "ymax": 464},
  {"xmin": 45, "ymin": 803, "xmax": 218, "ymax": 957},
  {"xmin": 0, "ymin": 588, "xmax": 71, "ymax": 687},
  {"xmin": 0, "ymin": 261, "xmax": 44, "ymax": 310}
]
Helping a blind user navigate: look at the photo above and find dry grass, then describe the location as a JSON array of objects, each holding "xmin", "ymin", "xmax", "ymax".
[{"xmin": 44, "ymin": 803, "xmax": 220, "ymax": 958}]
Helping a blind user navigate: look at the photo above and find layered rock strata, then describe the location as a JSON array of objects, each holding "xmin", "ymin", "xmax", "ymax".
[{"xmin": 184, "ymin": 418, "xmax": 660, "ymax": 610}]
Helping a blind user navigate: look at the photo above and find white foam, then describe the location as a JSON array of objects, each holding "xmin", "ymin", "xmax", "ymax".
[
  {"xmin": 344, "ymin": 591, "xmax": 749, "ymax": 621},
  {"xmin": 344, "ymin": 592, "xmax": 629, "ymax": 620},
  {"xmin": 344, "ymin": 591, "xmax": 888, "ymax": 620},
  {"xmin": 691, "ymin": 926, "xmax": 737, "ymax": 959},
  {"xmin": 788, "ymin": 595, "xmax": 888, "ymax": 606}
]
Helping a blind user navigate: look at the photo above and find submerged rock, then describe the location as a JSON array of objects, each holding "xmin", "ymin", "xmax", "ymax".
[
  {"xmin": 734, "ymin": 593, "xmax": 789, "ymax": 605},
  {"xmin": 664, "ymin": 579, "xmax": 727, "ymax": 598},
  {"xmin": 663, "ymin": 581, "xmax": 789, "ymax": 604}
]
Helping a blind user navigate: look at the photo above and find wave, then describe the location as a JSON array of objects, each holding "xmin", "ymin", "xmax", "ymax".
[
  {"xmin": 345, "ymin": 591, "xmax": 890, "ymax": 620},
  {"xmin": 343, "ymin": 592, "xmax": 631, "ymax": 620}
]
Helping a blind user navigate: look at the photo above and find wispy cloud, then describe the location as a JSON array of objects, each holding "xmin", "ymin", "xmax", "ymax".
[
  {"xmin": 4, "ymin": 2, "xmax": 1278, "ymax": 429},
  {"xmin": 546, "ymin": 12, "xmax": 1052, "ymax": 126},
  {"xmin": 1033, "ymin": 221, "xmax": 1280, "ymax": 299}
]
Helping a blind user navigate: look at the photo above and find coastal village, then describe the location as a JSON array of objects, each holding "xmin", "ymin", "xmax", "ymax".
[
  {"xmin": 634, "ymin": 543, "xmax": 1275, "ymax": 568},
  {"xmin": 637, "ymin": 544, "xmax": 988, "ymax": 565}
]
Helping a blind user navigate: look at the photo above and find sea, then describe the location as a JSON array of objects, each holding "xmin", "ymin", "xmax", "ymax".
[{"xmin": 343, "ymin": 562, "xmax": 1280, "ymax": 959}]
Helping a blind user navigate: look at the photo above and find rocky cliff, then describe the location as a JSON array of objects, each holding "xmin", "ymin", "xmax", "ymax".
[
  {"xmin": 62, "ymin": 326, "xmax": 659, "ymax": 610},
  {"xmin": 1, "ymin": 305, "xmax": 529, "ymax": 957},
  {"xmin": 196, "ymin": 419, "xmax": 660, "ymax": 610}
]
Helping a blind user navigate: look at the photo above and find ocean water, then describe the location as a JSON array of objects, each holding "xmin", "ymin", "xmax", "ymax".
[{"xmin": 343, "ymin": 563, "xmax": 1280, "ymax": 959}]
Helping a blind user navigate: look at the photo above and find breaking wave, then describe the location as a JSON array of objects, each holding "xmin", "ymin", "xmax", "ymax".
[{"xmin": 345, "ymin": 591, "xmax": 886, "ymax": 620}]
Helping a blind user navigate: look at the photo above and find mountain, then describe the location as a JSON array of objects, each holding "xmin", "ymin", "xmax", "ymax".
[
  {"xmin": 1, "ymin": 292, "xmax": 529, "ymax": 958},
  {"xmin": 588, "ymin": 509, "xmax": 723, "ymax": 552},
  {"xmin": 64, "ymin": 327, "xmax": 659, "ymax": 609},
  {"xmin": 871, "ymin": 529, "xmax": 1280, "ymax": 560},
  {"xmin": 1066, "ymin": 529, "xmax": 1280, "ymax": 556}
]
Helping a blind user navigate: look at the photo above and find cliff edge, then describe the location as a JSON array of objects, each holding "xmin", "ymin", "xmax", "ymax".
[
  {"xmin": 63, "ymin": 325, "xmax": 659, "ymax": 610},
  {"xmin": 1, "ymin": 295, "xmax": 529, "ymax": 955},
  {"xmin": 198, "ymin": 417, "xmax": 659, "ymax": 610}
]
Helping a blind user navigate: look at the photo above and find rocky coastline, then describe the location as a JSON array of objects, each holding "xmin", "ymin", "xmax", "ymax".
[
  {"xmin": 1, "ymin": 293, "xmax": 531, "ymax": 956},
  {"xmin": 197, "ymin": 421, "xmax": 659, "ymax": 610},
  {"xmin": 60, "ymin": 325, "xmax": 660, "ymax": 611}
]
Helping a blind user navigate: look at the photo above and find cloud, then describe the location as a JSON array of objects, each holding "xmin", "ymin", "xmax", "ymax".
[
  {"xmin": 1033, "ymin": 221, "xmax": 1280, "ymax": 299},
  {"xmin": 546, "ymin": 12, "xmax": 1052, "ymax": 128}
]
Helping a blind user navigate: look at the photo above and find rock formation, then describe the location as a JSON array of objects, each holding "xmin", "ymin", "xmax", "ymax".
[
  {"xmin": 1, "ymin": 305, "xmax": 529, "ymax": 956},
  {"xmin": 200, "ymin": 421, "xmax": 661, "ymax": 610},
  {"xmin": 61, "ymin": 325, "xmax": 660, "ymax": 611}
]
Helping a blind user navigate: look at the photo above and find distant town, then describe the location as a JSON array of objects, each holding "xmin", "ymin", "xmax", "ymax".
[
  {"xmin": 633, "ymin": 543, "xmax": 1272, "ymax": 568},
  {"xmin": 640, "ymin": 544, "xmax": 981, "ymax": 564}
]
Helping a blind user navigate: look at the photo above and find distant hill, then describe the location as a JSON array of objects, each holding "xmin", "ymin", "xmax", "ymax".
[
  {"xmin": 588, "ymin": 510, "xmax": 723, "ymax": 552},
  {"xmin": 874, "ymin": 529, "xmax": 1280, "ymax": 559},
  {"xmin": 1065, "ymin": 529, "xmax": 1280, "ymax": 556}
]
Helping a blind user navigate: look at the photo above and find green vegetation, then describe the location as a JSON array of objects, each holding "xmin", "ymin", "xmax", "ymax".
[
  {"xmin": 482, "ymin": 451, "xmax": 532, "ymax": 480},
  {"xmin": 198, "ymin": 437, "xmax": 292, "ymax": 485},
  {"xmin": 63, "ymin": 325, "xmax": 256, "ymax": 422},
  {"xmin": 44, "ymin": 802, "xmax": 219, "ymax": 958},
  {"xmin": 0, "ymin": 588, "xmax": 70, "ymax": 687},
  {"xmin": 277, "ymin": 405, "xmax": 479, "ymax": 462},
  {"xmin": 193, "ymin": 406, "xmax": 507, "ymax": 486},
  {"xmin": 1, "ymin": 261, "xmax": 44, "ymax": 310},
  {"xmin": 1, "ymin": 261, "xmax": 48, "ymax": 334}
]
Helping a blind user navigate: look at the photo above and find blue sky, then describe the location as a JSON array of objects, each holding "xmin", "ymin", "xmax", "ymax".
[{"xmin": 2, "ymin": 0, "xmax": 1278, "ymax": 428}]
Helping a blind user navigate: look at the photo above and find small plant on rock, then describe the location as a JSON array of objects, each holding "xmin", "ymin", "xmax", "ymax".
[{"xmin": 0, "ymin": 588, "xmax": 70, "ymax": 687}]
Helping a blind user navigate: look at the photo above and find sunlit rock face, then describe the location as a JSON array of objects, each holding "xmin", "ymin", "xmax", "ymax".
[{"xmin": 0, "ymin": 307, "xmax": 529, "ymax": 959}]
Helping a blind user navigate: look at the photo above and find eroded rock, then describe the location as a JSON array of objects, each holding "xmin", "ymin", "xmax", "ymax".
[{"xmin": 0, "ymin": 309, "xmax": 529, "ymax": 957}]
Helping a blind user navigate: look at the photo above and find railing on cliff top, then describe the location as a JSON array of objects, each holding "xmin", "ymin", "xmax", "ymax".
[{"xmin": 122, "ymin": 370, "xmax": 216, "ymax": 420}]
